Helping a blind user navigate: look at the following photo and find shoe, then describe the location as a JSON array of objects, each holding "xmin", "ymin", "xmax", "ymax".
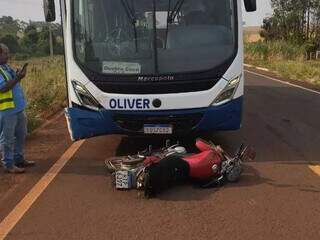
[
  {"xmin": 16, "ymin": 160, "xmax": 36, "ymax": 168},
  {"xmin": 4, "ymin": 165, "xmax": 25, "ymax": 174}
]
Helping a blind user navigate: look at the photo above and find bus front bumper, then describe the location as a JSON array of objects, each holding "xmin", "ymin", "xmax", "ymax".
[{"xmin": 65, "ymin": 97, "xmax": 243, "ymax": 141}]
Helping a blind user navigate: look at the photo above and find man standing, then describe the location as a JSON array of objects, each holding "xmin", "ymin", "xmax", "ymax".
[{"xmin": 0, "ymin": 43, "xmax": 35, "ymax": 174}]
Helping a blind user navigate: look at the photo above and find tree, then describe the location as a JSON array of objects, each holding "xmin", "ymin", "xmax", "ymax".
[
  {"xmin": 0, "ymin": 35, "xmax": 20, "ymax": 53},
  {"xmin": 37, "ymin": 26, "xmax": 52, "ymax": 55},
  {"xmin": 0, "ymin": 16, "xmax": 23, "ymax": 38},
  {"xmin": 20, "ymin": 25, "xmax": 39, "ymax": 54},
  {"xmin": 261, "ymin": 0, "xmax": 320, "ymax": 45},
  {"xmin": 0, "ymin": 16, "xmax": 64, "ymax": 57}
]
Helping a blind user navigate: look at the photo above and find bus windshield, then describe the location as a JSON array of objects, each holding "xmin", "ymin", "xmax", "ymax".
[{"xmin": 73, "ymin": 0, "xmax": 236, "ymax": 75}]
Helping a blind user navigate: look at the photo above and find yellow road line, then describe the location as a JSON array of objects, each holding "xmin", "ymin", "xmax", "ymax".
[
  {"xmin": 309, "ymin": 165, "xmax": 320, "ymax": 177},
  {"xmin": 0, "ymin": 140, "xmax": 85, "ymax": 240}
]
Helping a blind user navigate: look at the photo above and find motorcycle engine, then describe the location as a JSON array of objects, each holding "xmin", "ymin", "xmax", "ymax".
[{"xmin": 222, "ymin": 159, "xmax": 242, "ymax": 182}]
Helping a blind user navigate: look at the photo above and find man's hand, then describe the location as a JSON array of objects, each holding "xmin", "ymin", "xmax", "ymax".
[
  {"xmin": 0, "ymin": 68, "xmax": 26, "ymax": 93},
  {"xmin": 16, "ymin": 67, "xmax": 27, "ymax": 80}
]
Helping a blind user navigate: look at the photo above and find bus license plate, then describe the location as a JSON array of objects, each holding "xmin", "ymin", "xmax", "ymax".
[{"xmin": 144, "ymin": 124, "xmax": 173, "ymax": 134}]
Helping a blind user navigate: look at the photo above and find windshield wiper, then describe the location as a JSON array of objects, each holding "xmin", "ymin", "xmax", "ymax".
[
  {"xmin": 152, "ymin": 0, "xmax": 159, "ymax": 73},
  {"xmin": 164, "ymin": 0, "xmax": 185, "ymax": 49},
  {"xmin": 120, "ymin": 0, "xmax": 138, "ymax": 52},
  {"xmin": 168, "ymin": 0, "xmax": 185, "ymax": 24}
]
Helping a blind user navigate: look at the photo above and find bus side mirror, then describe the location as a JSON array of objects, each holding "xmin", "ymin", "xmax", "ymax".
[
  {"xmin": 244, "ymin": 0, "xmax": 257, "ymax": 12},
  {"xmin": 43, "ymin": 0, "xmax": 56, "ymax": 22}
]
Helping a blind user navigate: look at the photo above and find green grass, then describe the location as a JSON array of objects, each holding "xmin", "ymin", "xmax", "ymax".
[
  {"xmin": 244, "ymin": 41, "xmax": 306, "ymax": 61},
  {"xmin": 245, "ymin": 41, "xmax": 320, "ymax": 87},
  {"xmin": 10, "ymin": 56, "xmax": 66, "ymax": 132}
]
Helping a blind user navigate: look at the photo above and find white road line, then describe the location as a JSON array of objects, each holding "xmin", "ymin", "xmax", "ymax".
[
  {"xmin": 255, "ymin": 67, "xmax": 270, "ymax": 72},
  {"xmin": 0, "ymin": 140, "xmax": 85, "ymax": 240},
  {"xmin": 245, "ymin": 70, "xmax": 320, "ymax": 96}
]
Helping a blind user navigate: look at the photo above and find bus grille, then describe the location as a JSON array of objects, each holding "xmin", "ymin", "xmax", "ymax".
[{"xmin": 95, "ymin": 79, "xmax": 217, "ymax": 94}]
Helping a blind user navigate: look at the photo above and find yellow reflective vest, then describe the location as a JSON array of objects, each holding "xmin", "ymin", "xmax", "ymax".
[{"xmin": 0, "ymin": 66, "xmax": 15, "ymax": 110}]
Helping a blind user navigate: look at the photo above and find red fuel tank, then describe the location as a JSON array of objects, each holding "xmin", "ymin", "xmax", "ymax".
[{"xmin": 183, "ymin": 150, "xmax": 222, "ymax": 180}]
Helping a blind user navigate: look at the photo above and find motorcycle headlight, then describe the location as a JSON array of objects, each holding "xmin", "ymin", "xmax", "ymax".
[
  {"xmin": 71, "ymin": 80, "xmax": 100, "ymax": 111},
  {"xmin": 212, "ymin": 75, "xmax": 241, "ymax": 106}
]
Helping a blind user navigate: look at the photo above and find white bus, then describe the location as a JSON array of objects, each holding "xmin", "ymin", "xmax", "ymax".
[{"xmin": 44, "ymin": 0, "xmax": 256, "ymax": 140}]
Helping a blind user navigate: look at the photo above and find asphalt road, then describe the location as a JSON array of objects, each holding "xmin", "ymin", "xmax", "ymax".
[{"xmin": 0, "ymin": 70, "xmax": 320, "ymax": 240}]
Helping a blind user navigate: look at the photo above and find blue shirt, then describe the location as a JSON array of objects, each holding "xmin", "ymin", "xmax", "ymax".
[{"xmin": 0, "ymin": 64, "xmax": 27, "ymax": 117}]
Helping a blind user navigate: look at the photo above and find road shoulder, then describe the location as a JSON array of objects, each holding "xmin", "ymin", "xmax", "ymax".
[
  {"xmin": 244, "ymin": 64, "xmax": 320, "ymax": 93},
  {"xmin": 0, "ymin": 111, "xmax": 72, "ymax": 222}
]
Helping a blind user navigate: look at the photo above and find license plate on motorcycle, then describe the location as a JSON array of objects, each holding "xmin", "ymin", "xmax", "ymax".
[
  {"xmin": 115, "ymin": 171, "xmax": 132, "ymax": 189},
  {"xmin": 143, "ymin": 124, "xmax": 173, "ymax": 134}
]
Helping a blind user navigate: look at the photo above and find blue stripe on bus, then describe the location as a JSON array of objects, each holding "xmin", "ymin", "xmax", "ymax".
[{"xmin": 65, "ymin": 97, "xmax": 243, "ymax": 141}]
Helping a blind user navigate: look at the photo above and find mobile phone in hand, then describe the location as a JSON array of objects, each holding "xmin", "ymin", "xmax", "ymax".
[{"xmin": 21, "ymin": 63, "xmax": 29, "ymax": 72}]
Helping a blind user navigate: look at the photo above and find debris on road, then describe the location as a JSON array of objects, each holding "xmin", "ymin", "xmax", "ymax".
[{"xmin": 105, "ymin": 139, "xmax": 255, "ymax": 198}]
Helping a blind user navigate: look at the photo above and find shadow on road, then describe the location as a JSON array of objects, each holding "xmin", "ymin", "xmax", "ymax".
[
  {"xmin": 115, "ymin": 135, "xmax": 201, "ymax": 157},
  {"xmin": 155, "ymin": 165, "xmax": 269, "ymax": 201}
]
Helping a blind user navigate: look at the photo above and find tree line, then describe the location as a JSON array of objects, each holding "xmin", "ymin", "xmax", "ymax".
[
  {"xmin": 261, "ymin": 0, "xmax": 320, "ymax": 53},
  {"xmin": 0, "ymin": 16, "xmax": 63, "ymax": 59}
]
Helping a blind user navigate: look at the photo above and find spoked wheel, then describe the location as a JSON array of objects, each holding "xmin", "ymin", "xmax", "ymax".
[
  {"xmin": 105, "ymin": 155, "xmax": 145, "ymax": 173},
  {"xmin": 105, "ymin": 157, "xmax": 124, "ymax": 173}
]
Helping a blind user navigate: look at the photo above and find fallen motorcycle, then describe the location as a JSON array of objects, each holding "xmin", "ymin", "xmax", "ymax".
[{"xmin": 105, "ymin": 139, "xmax": 255, "ymax": 198}]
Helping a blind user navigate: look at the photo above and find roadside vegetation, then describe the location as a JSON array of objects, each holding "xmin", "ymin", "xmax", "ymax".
[
  {"xmin": 10, "ymin": 56, "xmax": 66, "ymax": 132},
  {"xmin": 244, "ymin": 41, "xmax": 320, "ymax": 86},
  {"xmin": 244, "ymin": 0, "xmax": 320, "ymax": 87}
]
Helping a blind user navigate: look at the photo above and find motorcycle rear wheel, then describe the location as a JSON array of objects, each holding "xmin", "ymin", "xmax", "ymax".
[{"xmin": 105, "ymin": 156, "xmax": 145, "ymax": 173}]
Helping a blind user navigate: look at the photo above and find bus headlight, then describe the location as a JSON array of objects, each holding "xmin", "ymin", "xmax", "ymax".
[
  {"xmin": 212, "ymin": 75, "xmax": 241, "ymax": 106},
  {"xmin": 71, "ymin": 80, "xmax": 100, "ymax": 111}
]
